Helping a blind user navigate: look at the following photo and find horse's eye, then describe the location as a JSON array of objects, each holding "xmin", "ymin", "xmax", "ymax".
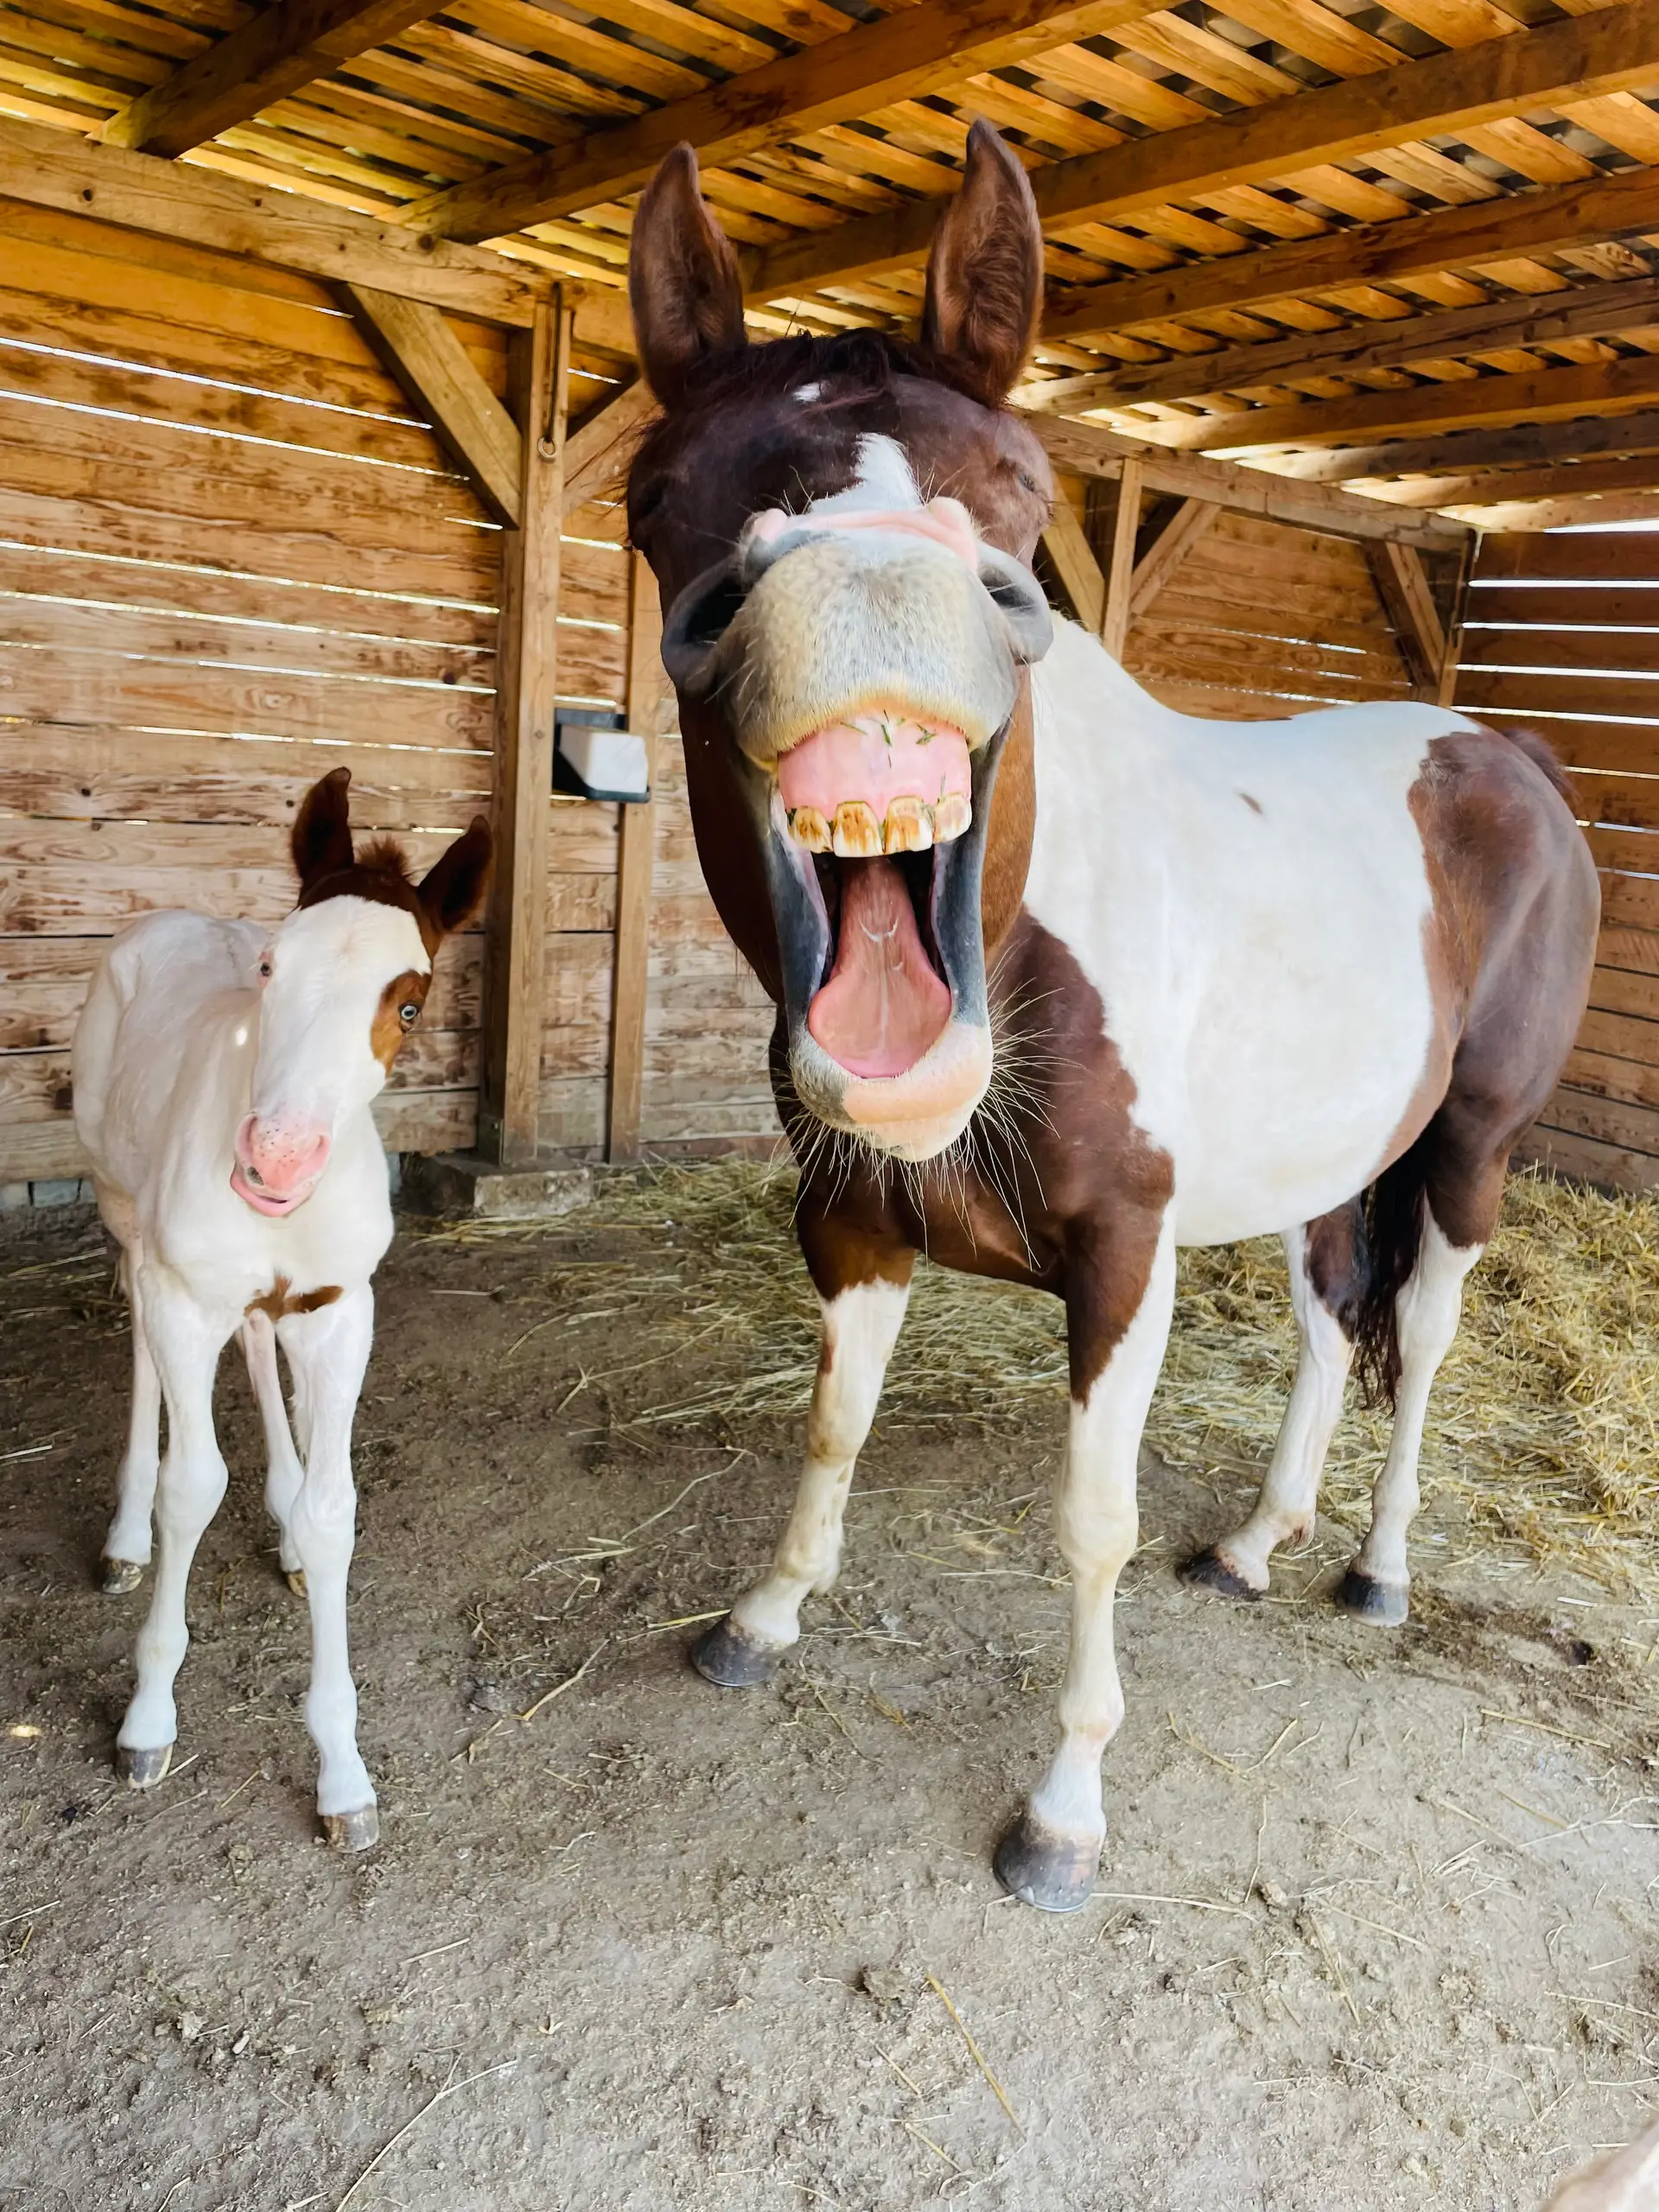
[
  {"xmin": 1017, "ymin": 468, "xmax": 1042, "ymax": 496},
  {"xmin": 399, "ymin": 1001, "xmax": 421, "ymax": 1027},
  {"xmin": 257, "ymin": 957, "xmax": 273, "ymax": 981}
]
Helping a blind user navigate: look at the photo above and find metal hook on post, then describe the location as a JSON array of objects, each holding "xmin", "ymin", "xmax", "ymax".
[{"xmin": 537, "ymin": 288, "xmax": 574, "ymax": 464}]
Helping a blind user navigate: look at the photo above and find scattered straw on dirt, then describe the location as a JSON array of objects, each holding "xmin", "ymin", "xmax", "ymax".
[{"xmin": 419, "ymin": 1161, "xmax": 1659, "ymax": 1599}]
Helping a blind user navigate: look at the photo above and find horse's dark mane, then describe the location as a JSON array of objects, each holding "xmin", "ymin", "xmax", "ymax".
[{"xmin": 631, "ymin": 328, "xmax": 993, "ymax": 483}]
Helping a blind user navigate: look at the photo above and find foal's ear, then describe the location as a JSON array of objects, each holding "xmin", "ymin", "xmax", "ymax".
[
  {"xmin": 417, "ymin": 815, "xmax": 493, "ymax": 940},
  {"xmin": 630, "ymin": 143, "xmax": 747, "ymax": 409},
  {"xmin": 292, "ymin": 766, "xmax": 354, "ymax": 890},
  {"xmin": 921, "ymin": 121, "xmax": 1044, "ymax": 407}
]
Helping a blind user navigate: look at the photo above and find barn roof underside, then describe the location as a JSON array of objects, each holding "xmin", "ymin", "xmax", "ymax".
[{"xmin": 6, "ymin": 0, "xmax": 1659, "ymax": 526}]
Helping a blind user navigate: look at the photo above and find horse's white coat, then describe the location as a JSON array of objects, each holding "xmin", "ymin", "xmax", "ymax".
[
  {"xmin": 73, "ymin": 896, "xmax": 424, "ymax": 1832},
  {"xmin": 1027, "ymin": 618, "xmax": 1473, "ymax": 1247}
]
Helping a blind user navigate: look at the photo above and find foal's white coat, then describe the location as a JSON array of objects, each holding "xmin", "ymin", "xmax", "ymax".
[
  {"xmin": 74, "ymin": 893, "xmax": 432, "ymax": 1846},
  {"xmin": 726, "ymin": 614, "xmax": 1499, "ymax": 1887}
]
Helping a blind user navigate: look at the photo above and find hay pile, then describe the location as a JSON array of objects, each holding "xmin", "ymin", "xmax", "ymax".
[{"xmin": 452, "ymin": 1160, "xmax": 1659, "ymax": 1598}]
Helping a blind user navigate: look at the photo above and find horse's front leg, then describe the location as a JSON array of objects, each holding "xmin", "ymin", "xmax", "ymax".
[
  {"xmin": 279, "ymin": 1283, "xmax": 378, "ymax": 1850},
  {"xmin": 995, "ymin": 1212, "xmax": 1176, "ymax": 1913},
  {"xmin": 695, "ymin": 1222, "xmax": 915, "ymax": 1689}
]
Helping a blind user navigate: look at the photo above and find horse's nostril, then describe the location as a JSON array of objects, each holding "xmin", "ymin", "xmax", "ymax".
[{"xmin": 245, "ymin": 1162, "xmax": 264, "ymax": 1185}]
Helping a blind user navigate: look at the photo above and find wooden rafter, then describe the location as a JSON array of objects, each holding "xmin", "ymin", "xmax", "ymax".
[
  {"xmin": 745, "ymin": 0, "xmax": 1659, "ymax": 302},
  {"xmin": 344, "ymin": 283, "xmax": 523, "ymax": 524},
  {"xmin": 1041, "ymin": 160, "xmax": 1659, "ymax": 346},
  {"xmin": 1128, "ymin": 499, "xmax": 1218, "ymax": 621},
  {"xmin": 1354, "ymin": 453, "xmax": 1659, "ymax": 510},
  {"xmin": 1266, "ymin": 408, "xmax": 1659, "ymax": 487},
  {"xmin": 1039, "ymin": 497, "xmax": 1108, "ymax": 633},
  {"xmin": 1100, "ymin": 458, "xmax": 1142, "ymax": 659},
  {"xmin": 1028, "ymin": 415, "xmax": 1471, "ymax": 551},
  {"xmin": 406, "ymin": 0, "xmax": 1147, "ymax": 244},
  {"xmin": 1131, "ymin": 351, "xmax": 1659, "ymax": 457},
  {"xmin": 1018, "ymin": 278, "xmax": 1659, "ymax": 416},
  {"xmin": 103, "ymin": 0, "xmax": 445, "ymax": 160},
  {"xmin": 1367, "ymin": 542, "xmax": 1446, "ymax": 697},
  {"xmin": 563, "ymin": 379, "xmax": 659, "ymax": 516}
]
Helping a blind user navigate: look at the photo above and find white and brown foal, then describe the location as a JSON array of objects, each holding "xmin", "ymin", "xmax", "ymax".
[
  {"xmin": 626, "ymin": 130, "xmax": 1600, "ymax": 1911},
  {"xmin": 73, "ymin": 769, "xmax": 490, "ymax": 1847}
]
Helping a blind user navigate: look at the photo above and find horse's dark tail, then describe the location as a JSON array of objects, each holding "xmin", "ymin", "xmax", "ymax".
[{"xmin": 1351, "ymin": 1132, "xmax": 1434, "ymax": 1409}]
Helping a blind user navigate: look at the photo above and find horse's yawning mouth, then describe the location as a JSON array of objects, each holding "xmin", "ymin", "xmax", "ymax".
[{"xmin": 808, "ymin": 855, "xmax": 951, "ymax": 1078}]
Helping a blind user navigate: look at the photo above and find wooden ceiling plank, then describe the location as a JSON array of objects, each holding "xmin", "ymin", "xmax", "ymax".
[
  {"xmin": 102, "ymin": 0, "xmax": 448, "ymax": 159},
  {"xmin": 1353, "ymin": 452, "xmax": 1659, "ymax": 507},
  {"xmin": 1020, "ymin": 276, "xmax": 1659, "ymax": 411},
  {"xmin": 404, "ymin": 0, "xmax": 1153, "ymax": 243},
  {"xmin": 0, "ymin": 111, "xmax": 557, "ymax": 324},
  {"xmin": 746, "ymin": 0, "xmax": 1659, "ymax": 301},
  {"xmin": 1258, "ymin": 403, "xmax": 1659, "ymax": 484},
  {"xmin": 1043, "ymin": 158, "xmax": 1659, "ymax": 343}
]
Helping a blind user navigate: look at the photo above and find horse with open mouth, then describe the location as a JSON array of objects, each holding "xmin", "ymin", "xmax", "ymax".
[{"xmin": 626, "ymin": 125, "xmax": 1600, "ymax": 1912}]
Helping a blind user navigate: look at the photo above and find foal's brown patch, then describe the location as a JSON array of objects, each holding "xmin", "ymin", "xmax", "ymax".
[
  {"xmin": 245, "ymin": 1277, "xmax": 343, "ymax": 1322},
  {"xmin": 372, "ymin": 969, "xmax": 429, "ymax": 1070},
  {"xmin": 299, "ymin": 843, "xmax": 443, "ymax": 961}
]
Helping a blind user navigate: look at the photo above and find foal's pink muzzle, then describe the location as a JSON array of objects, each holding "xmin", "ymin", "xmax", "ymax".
[{"xmin": 232, "ymin": 1113, "xmax": 330, "ymax": 1216}]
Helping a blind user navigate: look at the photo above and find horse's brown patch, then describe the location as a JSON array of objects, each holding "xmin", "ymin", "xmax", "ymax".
[
  {"xmin": 245, "ymin": 1277, "xmax": 343, "ymax": 1322},
  {"xmin": 372, "ymin": 970, "xmax": 429, "ymax": 1070},
  {"xmin": 299, "ymin": 849, "xmax": 442, "ymax": 960}
]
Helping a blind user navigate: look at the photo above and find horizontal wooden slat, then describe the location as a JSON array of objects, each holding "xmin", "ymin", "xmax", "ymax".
[
  {"xmin": 1467, "ymin": 588, "xmax": 1659, "ymax": 632},
  {"xmin": 1514, "ymin": 1122, "xmax": 1659, "ymax": 1194},
  {"xmin": 1460, "ymin": 628, "xmax": 1659, "ymax": 679},
  {"xmin": 1457, "ymin": 671, "xmax": 1659, "ymax": 724},
  {"xmin": 1467, "ymin": 715, "xmax": 1659, "ymax": 780},
  {"xmin": 1563, "ymin": 1045, "xmax": 1659, "ymax": 1112},
  {"xmin": 1475, "ymin": 537, "xmax": 1659, "ymax": 587}
]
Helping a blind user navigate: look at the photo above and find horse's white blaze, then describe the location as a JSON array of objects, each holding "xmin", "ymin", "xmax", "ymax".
[
  {"xmin": 1211, "ymin": 1225, "xmax": 1354, "ymax": 1591},
  {"xmin": 250, "ymin": 898, "xmax": 429, "ymax": 1141},
  {"xmin": 1026, "ymin": 620, "xmax": 1474, "ymax": 1245},
  {"xmin": 1353, "ymin": 1215, "xmax": 1481, "ymax": 1593},
  {"xmin": 728, "ymin": 1277, "xmax": 911, "ymax": 1650},
  {"xmin": 1027, "ymin": 1224, "xmax": 1177, "ymax": 1849}
]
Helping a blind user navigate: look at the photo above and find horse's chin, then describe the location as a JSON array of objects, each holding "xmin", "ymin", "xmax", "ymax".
[{"xmin": 789, "ymin": 1019, "xmax": 992, "ymax": 1163}]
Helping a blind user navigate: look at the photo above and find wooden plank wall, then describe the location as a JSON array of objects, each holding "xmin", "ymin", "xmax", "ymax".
[
  {"xmin": 1456, "ymin": 531, "xmax": 1659, "ymax": 1195},
  {"xmin": 0, "ymin": 199, "xmax": 624, "ymax": 1183}
]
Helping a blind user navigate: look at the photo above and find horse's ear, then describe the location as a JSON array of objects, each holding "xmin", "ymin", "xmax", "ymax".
[
  {"xmin": 920, "ymin": 121, "xmax": 1044, "ymax": 406},
  {"xmin": 417, "ymin": 815, "xmax": 493, "ymax": 940},
  {"xmin": 292, "ymin": 766, "xmax": 354, "ymax": 889},
  {"xmin": 630, "ymin": 143, "xmax": 747, "ymax": 409}
]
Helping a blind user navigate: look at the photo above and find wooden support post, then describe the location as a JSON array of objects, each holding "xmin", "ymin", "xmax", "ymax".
[
  {"xmin": 1368, "ymin": 540, "xmax": 1448, "ymax": 701},
  {"xmin": 1039, "ymin": 499, "xmax": 1107, "ymax": 633},
  {"xmin": 607, "ymin": 554, "xmax": 664, "ymax": 1161},
  {"xmin": 1101, "ymin": 456, "xmax": 1142, "ymax": 661},
  {"xmin": 479, "ymin": 291, "xmax": 572, "ymax": 1167},
  {"xmin": 1435, "ymin": 535, "xmax": 1476, "ymax": 710},
  {"xmin": 344, "ymin": 283, "xmax": 523, "ymax": 524}
]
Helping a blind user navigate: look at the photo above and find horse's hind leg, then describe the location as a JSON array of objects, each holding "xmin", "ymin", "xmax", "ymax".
[
  {"xmin": 1180, "ymin": 1203, "xmax": 1360, "ymax": 1600},
  {"xmin": 103, "ymin": 1240, "xmax": 162, "ymax": 1595},
  {"xmin": 1336, "ymin": 1148, "xmax": 1501, "ymax": 1628}
]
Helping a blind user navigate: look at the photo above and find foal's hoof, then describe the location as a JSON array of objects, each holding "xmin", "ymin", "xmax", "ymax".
[
  {"xmin": 993, "ymin": 1813, "xmax": 1100, "ymax": 1915},
  {"xmin": 1178, "ymin": 1548, "xmax": 1262, "ymax": 1603},
  {"xmin": 692, "ymin": 1617, "xmax": 783, "ymax": 1689},
  {"xmin": 100, "ymin": 1556, "xmax": 145, "ymax": 1596},
  {"xmin": 1335, "ymin": 1567, "xmax": 1409, "ymax": 1628},
  {"xmin": 116, "ymin": 1741, "xmax": 173, "ymax": 1789},
  {"xmin": 284, "ymin": 1567, "xmax": 308, "ymax": 1599},
  {"xmin": 321, "ymin": 1805, "xmax": 379, "ymax": 1853}
]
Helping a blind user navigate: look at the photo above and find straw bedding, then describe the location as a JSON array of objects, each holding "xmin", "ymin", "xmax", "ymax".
[{"xmin": 441, "ymin": 1161, "xmax": 1659, "ymax": 1600}]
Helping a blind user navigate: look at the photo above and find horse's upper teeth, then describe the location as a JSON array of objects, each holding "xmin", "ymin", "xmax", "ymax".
[{"xmin": 786, "ymin": 795, "xmax": 972, "ymax": 855}]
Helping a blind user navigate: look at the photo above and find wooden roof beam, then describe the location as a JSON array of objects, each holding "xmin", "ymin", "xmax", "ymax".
[
  {"xmin": 746, "ymin": 0, "xmax": 1659, "ymax": 304},
  {"xmin": 1018, "ymin": 277, "xmax": 1659, "ymax": 416},
  {"xmin": 0, "ymin": 113, "xmax": 566, "ymax": 326},
  {"xmin": 1141, "ymin": 350, "xmax": 1659, "ymax": 458},
  {"xmin": 1027, "ymin": 413, "xmax": 1472, "ymax": 550},
  {"xmin": 1260, "ymin": 406, "xmax": 1659, "ymax": 487},
  {"xmin": 345, "ymin": 283, "xmax": 523, "ymax": 524},
  {"xmin": 103, "ymin": 0, "xmax": 448, "ymax": 159},
  {"xmin": 407, "ymin": 0, "xmax": 1150, "ymax": 245},
  {"xmin": 1042, "ymin": 161, "xmax": 1659, "ymax": 346},
  {"xmin": 1352, "ymin": 453, "xmax": 1659, "ymax": 510}
]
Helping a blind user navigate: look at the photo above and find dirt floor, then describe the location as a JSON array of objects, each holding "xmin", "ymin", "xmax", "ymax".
[{"xmin": 3, "ymin": 1177, "xmax": 1658, "ymax": 2212}]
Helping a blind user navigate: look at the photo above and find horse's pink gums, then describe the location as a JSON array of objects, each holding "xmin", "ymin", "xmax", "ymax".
[
  {"xmin": 808, "ymin": 859, "xmax": 951, "ymax": 1078},
  {"xmin": 779, "ymin": 718, "xmax": 971, "ymax": 824}
]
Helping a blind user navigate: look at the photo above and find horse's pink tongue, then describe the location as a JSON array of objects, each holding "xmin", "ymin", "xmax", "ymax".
[{"xmin": 808, "ymin": 860, "xmax": 950, "ymax": 1078}]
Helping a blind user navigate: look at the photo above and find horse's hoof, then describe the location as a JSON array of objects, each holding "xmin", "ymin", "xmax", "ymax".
[
  {"xmin": 321, "ymin": 1805, "xmax": 379, "ymax": 1853},
  {"xmin": 116, "ymin": 1741, "xmax": 173, "ymax": 1789},
  {"xmin": 1178, "ymin": 1548, "xmax": 1262, "ymax": 1603},
  {"xmin": 1335, "ymin": 1567, "xmax": 1409, "ymax": 1628},
  {"xmin": 992, "ymin": 1813, "xmax": 1100, "ymax": 1914},
  {"xmin": 100, "ymin": 1557, "xmax": 145, "ymax": 1596},
  {"xmin": 284, "ymin": 1567, "xmax": 308, "ymax": 1599},
  {"xmin": 692, "ymin": 1616, "xmax": 782, "ymax": 1689}
]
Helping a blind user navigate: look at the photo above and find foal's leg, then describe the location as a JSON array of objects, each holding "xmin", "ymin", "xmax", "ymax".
[
  {"xmin": 102, "ymin": 1246, "xmax": 162, "ymax": 1595},
  {"xmin": 1180, "ymin": 1203, "xmax": 1359, "ymax": 1600},
  {"xmin": 116, "ymin": 1273, "xmax": 229, "ymax": 1786},
  {"xmin": 996, "ymin": 1214, "xmax": 1176, "ymax": 1914},
  {"xmin": 695, "ymin": 1261, "xmax": 914, "ymax": 1689},
  {"xmin": 1338, "ymin": 1207, "xmax": 1484, "ymax": 1628},
  {"xmin": 279, "ymin": 1284, "xmax": 378, "ymax": 1847},
  {"xmin": 241, "ymin": 1312, "xmax": 308, "ymax": 1595}
]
